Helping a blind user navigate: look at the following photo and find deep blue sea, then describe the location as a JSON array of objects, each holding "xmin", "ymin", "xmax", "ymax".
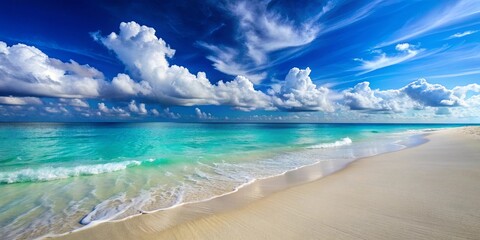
[{"xmin": 0, "ymin": 123, "xmax": 464, "ymax": 239}]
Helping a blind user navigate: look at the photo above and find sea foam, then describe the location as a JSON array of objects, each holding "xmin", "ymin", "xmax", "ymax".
[
  {"xmin": 307, "ymin": 137, "xmax": 352, "ymax": 149},
  {"xmin": 0, "ymin": 160, "xmax": 144, "ymax": 184}
]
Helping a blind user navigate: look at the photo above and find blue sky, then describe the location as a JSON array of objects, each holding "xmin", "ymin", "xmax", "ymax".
[{"xmin": 0, "ymin": 0, "xmax": 479, "ymax": 122}]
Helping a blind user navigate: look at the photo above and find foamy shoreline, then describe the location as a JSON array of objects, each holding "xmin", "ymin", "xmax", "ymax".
[{"xmin": 49, "ymin": 127, "xmax": 473, "ymax": 240}]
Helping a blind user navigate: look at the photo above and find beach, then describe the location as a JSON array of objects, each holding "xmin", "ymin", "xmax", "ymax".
[{"xmin": 55, "ymin": 126, "xmax": 480, "ymax": 240}]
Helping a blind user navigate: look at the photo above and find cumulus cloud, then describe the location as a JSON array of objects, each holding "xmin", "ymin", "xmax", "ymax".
[
  {"xmin": 343, "ymin": 79, "xmax": 480, "ymax": 113},
  {"xmin": 111, "ymin": 73, "xmax": 152, "ymax": 97},
  {"xmin": 343, "ymin": 82, "xmax": 412, "ymax": 112},
  {"xmin": 403, "ymin": 79, "xmax": 464, "ymax": 107},
  {"xmin": 0, "ymin": 96, "xmax": 42, "ymax": 105},
  {"xmin": 96, "ymin": 21, "xmax": 272, "ymax": 110},
  {"xmin": 270, "ymin": 67, "xmax": 334, "ymax": 111},
  {"xmin": 465, "ymin": 94, "xmax": 480, "ymax": 107},
  {"xmin": 128, "ymin": 100, "xmax": 147, "ymax": 115},
  {"xmin": 214, "ymin": 75, "xmax": 272, "ymax": 111},
  {"xmin": 97, "ymin": 102, "xmax": 130, "ymax": 117},
  {"xmin": 96, "ymin": 21, "xmax": 212, "ymax": 105},
  {"xmin": 195, "ymin": 107, "xmax": 212, "ymax": 119},
  {"xmin": 97, "ymin": 102, "xmax": 109, "ymax": 113},
  {"xmin": 162, "ymin": 107, "xmax": 181, "ymax": 119},
  {"xmin": 452, "ymin": 83, "xmax": 480, "ymax": 100},
  {"xmin": 0, "ymin": 41, "xmax": 107, "ymax": 98}
]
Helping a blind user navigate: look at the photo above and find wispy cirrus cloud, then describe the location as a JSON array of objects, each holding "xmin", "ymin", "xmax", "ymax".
[
  {"xmin": 354, "ymin": 43, "xmax": 422, "ymax": 74},
  {"xmin": 200, "ymin": 0, "xmax": 387, "ymax": 84},
  {"xmin": 321, "ymin": 0, "xmax": 386, "ymax": 34},
  {"xmin": 428, "ymin": 69, "xmax": 480, "ymax": 79},
  {"xmin": 199, "ymin": 0, "xmax": 326, "ymax": 83},
  {"xmin": 377, "ymin": 0, "xmax": 480, "ymax": 47},
  {"xmin": 196, "ymin": 42, "xmax": 267, "ymax": 84}
]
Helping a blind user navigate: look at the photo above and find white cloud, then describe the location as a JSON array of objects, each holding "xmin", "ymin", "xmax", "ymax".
[
  {"xmin": 215, "ymin": 75, "xmax": 272, "ymax": 111},
  {"xmin": 97, "ymin": 102, "xmax": 130, "ymax": 117},
  {"xmin": 198, "ymin": 42, "xmax": 267, "ymax": 84},
  {"xmin": 128, "ymin": 100, "xmax": 147, "ymax": 115},
  {"xmin": 343, "ymin": 82, "xmax": 412, "ymax": 112},
  {"xmin": 98, "ymin": 21, "xmax": 213, "ymax": 103},
  {"xmin": 230, "ymin": 1, "xmax": 319, "ymax": 63},
  {"xmin": 395, "ymin": 43, "xmax": 411, "ymax": 51},
  {"xmin": 0, "ymin": 41, "xmax": 106, "ymax": 98},
  {"xmin": 448, "ymin": 30, "xmax": 478, "ymax": 39},
  {"xmin": 402, "ymin": 79, "xmax": 464, "ymax": 107},
  {"xmin": 60, "ymin": 98, "xmax": 89, "ymax": 108},
  {"xmin": 195, "ymin": 107, "xmax": 212, "ymax": 119},
  {"xmin": 97, "ymin": 21, "xmax": 272, "ymax": 110},
  {"xmin": 355, "ymin": 43, "xmax": 421, "ymax": 74},
  {"xmin": 453, "ymin": 83, "xmax": 480, "ymax": 100},
  {"xmin": 162, "ymin": 107, "xmax": 181, "ymax": 119},
  {"xmin": 151, "ymin": 109, "xmax": 160, "ymax": 116},
  {"xmin": 465, "ymin": 94, "xmax": 480, "ymax": 107},
  {"xmin": 342, "ymin": 79, "xmax": 480, "ymax": 113},
  {"xmin": 111, "ymin": 73, "xmax": 151, "ymax": 97},
  {"xmin": 0, "ymin": 96, "xmax": 42, "ymax": 105},
  {"xmin": 321, "ymin": 0, "xmax": 386, "ymax": 34},
  {"xmin": 270, "ymin": 67, "xmax": 334, "ymax": 111},
  {"xmin": 98, "ymin": 102, "xmax": 109, "ymax": 113},
  {"xmin": 44, "ymin": 106, "xmax": 68, "ymax": 114}
]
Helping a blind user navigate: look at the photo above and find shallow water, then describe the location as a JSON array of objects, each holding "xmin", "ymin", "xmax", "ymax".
[{"xmin": 0, "ymin": 123, "xmax": 461, "ymax": 239}]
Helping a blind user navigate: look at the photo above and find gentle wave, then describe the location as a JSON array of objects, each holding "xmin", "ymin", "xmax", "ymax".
[
  {"xmin": 307, "ymin": 137, "xmax": 352, "ymax": 149},
  {"xmin": 0, "ymin": 160, "xmax": 144, "ymax": 184}
]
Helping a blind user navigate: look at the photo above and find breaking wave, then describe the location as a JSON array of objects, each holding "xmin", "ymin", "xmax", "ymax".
[
  {"xmin": 307, "ymin": 137, "xmax": 352, "ymax": 149},
  {"xmin": 0, "ymin": 160, "xmax": 144, "ymax": 184}
]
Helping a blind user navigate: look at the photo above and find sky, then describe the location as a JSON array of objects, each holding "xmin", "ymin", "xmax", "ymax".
[{"xmin": 0, "ymin": 0, "xmax": 479, "ymax": 123}]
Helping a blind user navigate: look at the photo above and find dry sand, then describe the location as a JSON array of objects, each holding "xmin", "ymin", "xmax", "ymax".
[{"xmin": 56, "ymin": 127, "xmax": 480, "ymax": 240}]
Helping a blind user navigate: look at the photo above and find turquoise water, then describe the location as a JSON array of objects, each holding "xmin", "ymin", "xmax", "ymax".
[{"xmin": 0, "ymin": 123, "xmax": 462, "ymax": 239}]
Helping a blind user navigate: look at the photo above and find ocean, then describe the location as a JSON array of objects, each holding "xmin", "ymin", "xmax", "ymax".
[{"xmin": 0, "ymin": 122, "xmax": 462, "ymax": 239}]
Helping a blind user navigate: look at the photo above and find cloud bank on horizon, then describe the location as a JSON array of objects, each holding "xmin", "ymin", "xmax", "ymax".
[{"xmin": 0, "ymin": 0, "xmax": 479, "ymax": 122}]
